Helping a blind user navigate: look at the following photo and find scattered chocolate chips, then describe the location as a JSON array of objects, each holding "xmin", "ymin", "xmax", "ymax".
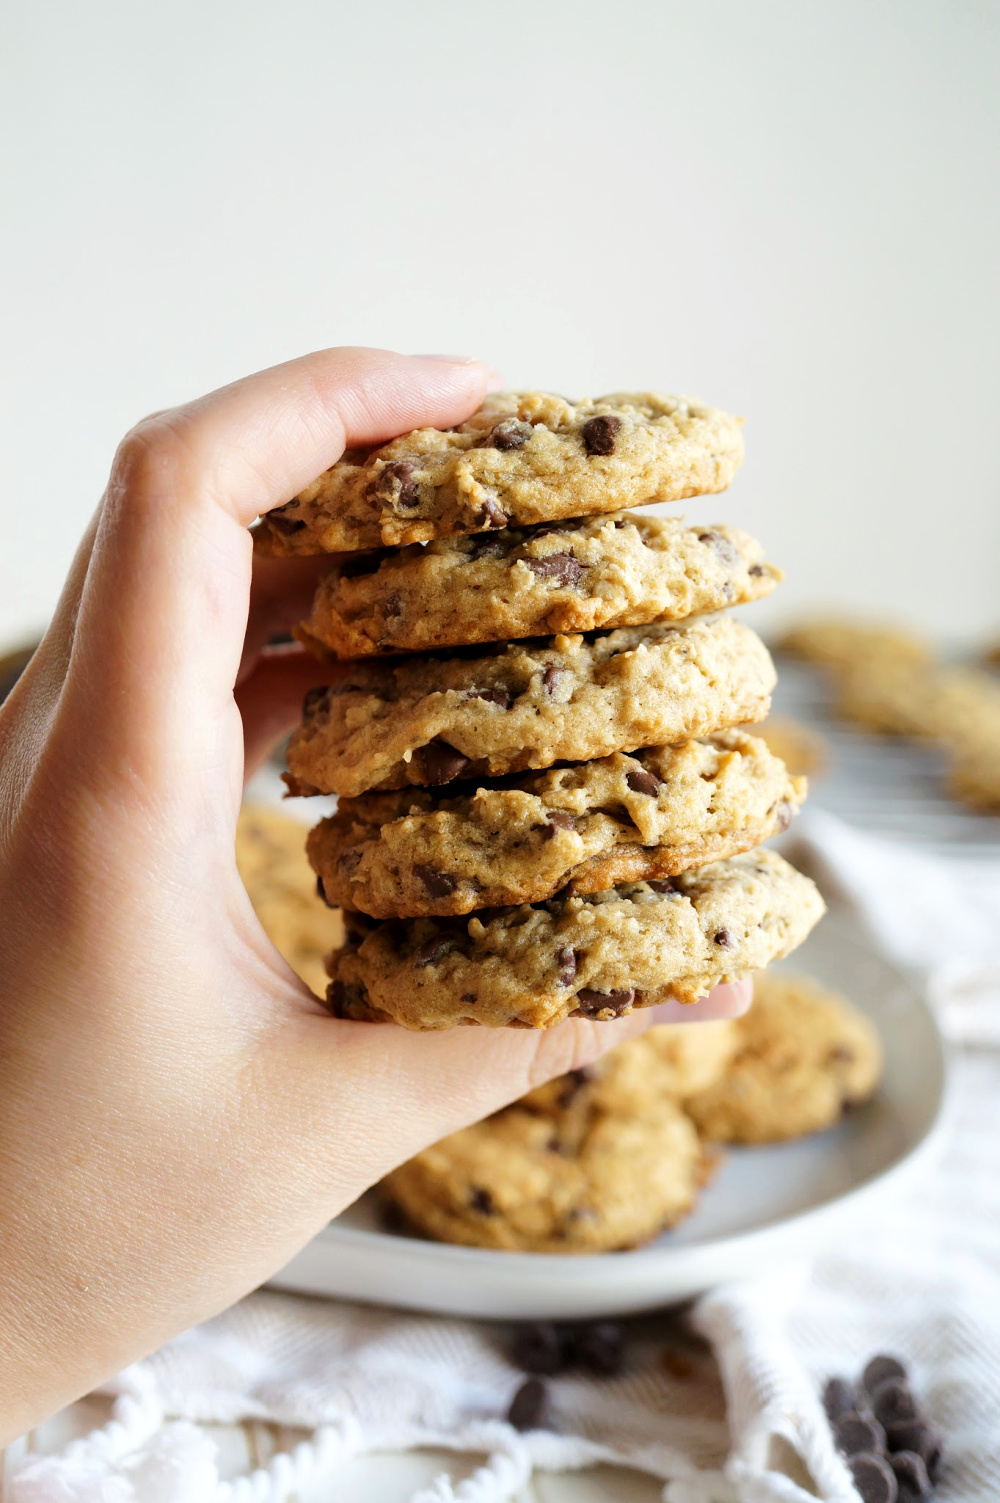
[
  {"xmin": 414, "ymin": 865, "xmax": 458, "ymax": 899},
  {"xmin": 542, "ymin": 664, "xmax": 564, "ymax": 696},
  {"xmin": 413, "ymin": 937, "xmax": 457, "ymax": 967},
  {"xmin": 373, "ymin": 460, "xmax": 419, "ymax": 508},
  {"xmin": 556, "ymin": 946, "xmax": 578, "ymax": 986},
  {"xmin": 864, "ymin": 1355, "xmax": 909, "ymax": 1394},
  {"xmin": 468, "ymin": 686, "xmax": 513, "ymax": 708},
  {"xmin": 571, "ymin": 1321, "xmax": 624, "ymax": 1377},
  {"xmin": 489, "ymin": 418, "xmax": 531, "ymax": 450},
  {"xmin": 872, "ymin": 1378, "xmax": 921, "ymax": 1430},
  {"xmin": 574, "ymin": 987, "xmax": 636, "ymax": 1017},
  {"xmin": 848, "ymin": 1452, "xmax": 898, "ymax": 1503},
  {"xmin": 415, "ymin": 740, "xmax": 470, "ymax": 785},
  {"xmin": 265, "ymin": 503, "xmax": 306, "ymax": 534},
  {"xmin": 527, "ymin": 553, "xmax": 585, "ymax": 588},
  {"xmin": 302, "ymin": 685, "xmax": 330, "ymax": 718},
  {"xmin": 507, "ymin": 1376, "xmax": 549, "ymax": 1431},
  {"xmin": 625, "ymin": 766, "xmax": 663, "ymax": 797},
  {"xmin": 476, "ymin": 496, "xmax": 508, "ymax": 529},
  {"xmin": 582, "ymin": 414, "xmax": 622, "ymax": 456},
  {"xmin": 512, "ymin": 1322, "xmax": 565, "ymax": 1375},
  {"xmin": 835, "ymin": 1411, "xmax": 887, "ymax": 1457},
  {"xmin": 713, "ymin": 928, "xmax": 734, "ymax": 948},
  {"xmin": 823, "ymin": 1376, "xmax": 858, "ymax": 1421},
  {"xmin": 891, "ymin": 1451, "xmax": 933, "ymax": 1502},
  {"xmin": 470, "ymin": 1187, "xmax": 495, "ymax": 1215}
]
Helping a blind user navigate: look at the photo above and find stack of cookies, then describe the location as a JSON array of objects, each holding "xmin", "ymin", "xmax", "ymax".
[{"xmin": 256, "ymin": 391, "xmax": 825, "ymax": 1029}]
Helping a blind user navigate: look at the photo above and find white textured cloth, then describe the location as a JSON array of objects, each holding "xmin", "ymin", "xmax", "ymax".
[{"xmin": 9, "ymin": 816, "xmax": 1000, "ymax": 1503}]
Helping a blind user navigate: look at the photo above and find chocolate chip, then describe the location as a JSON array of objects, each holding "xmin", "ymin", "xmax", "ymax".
[
  {"xmin": 697, "ymin": 529, "xmax": 740, "ymax": 566},
  {"xmin": 571, "ymin": 1321, "xmax": 624, "ymax": 1377},
  {"xmin": 373, "ymin": 460, "xmax": 419, "ymax": 508},
  {"xmin": 413, "ymin": 937, "xmax": 457, "ymax": 967},
  {"xmin": 542, "ymin": 664, "xmax": 564, "ymax": 696},
  {"xmin": 885, "ymin": 1422, "xmax": 942, "ymax": 1478},
  {"xmin": 468, "ymin": 536, "xmax": 507, "ymax": 561},
  {"xmin": 775, "ymin": 800, "xmax": 795, "ymax": 832},
  {"xmin": 647, "ymin": 879, "xmax": 676, "ymax": 894},
  {"xmin": 468, "ymin": 686, "xmax": 513, "ymax": 708},
  {"xmin": 748, "ymin": 563, "xmax": 765, "ymax": 576},
  {"xmin": 828, "ymin": 1044, "xmax": 856, "ymax": 1064},
  {"xmin": 890, "ymin": 1451, "xmax": 932, "ymax": 1502},
  {"xmin": 872, "ymin": 1379, "xmax": 921, "ymax": 1429},
  {"xmin": 558, "ymin": 1066, "xmax": 592, "ymax": 1103},
  {"xmin": 713, "ymin": 928, "xmax": 734, "ymax": 948},
  {"xmin": 527, "ymin": 553, "xmax": 585, "ymax": 588},
  {"xmin": 415, "ymin": 740, "xmax": 470, "ymax": 785},
  {"xmin": 266, "ymin": 503, "xmax": 306, "ymax": 534},
  {"xmin": 823, "ymin": 1376, "xmax": 858, "ymax": 1421},
  {"xmin": 626, "ymin": 766, "xmax": 663, "ymax": 797},
  {"xmin": 489, "ymin": 418, "xmax": 531, "ymax": 450},
  {"xmin": 574, "ymin": 987, "xmax": 636, "ymax": 1017},
  {"xmin": 460, "ymin": 991, "xmax": 477, "ymax": 1002},
  {"xmin": 476, "ymin": 496, "xmax": 508, "ymax": 529},
  {"xmin": 507, "ymin": 1376, "xmax": 549, "ymax": 1431},
  {"xmin": 470, "ymin": 1187, "xmax": 495, "ymax": 1214},
  {"xmin": 543, "ymin": 810, "xmax": 577, "ymax": 840},
  {"xmin": 848, "ymin": 1453, "xmax": 898, "ymax": 1503},
  {"xmin": 557, "ymin": 946, "xmax": 578, "ymax": 986},
  {"xmin": 326, "ymin": 980, "xmax": 367, "ymax": 1018},
  {"xmin": 863, "ymin": 1355, "xmax": 909, "ymax": 1394},
  {"xmin": 414, "ymin": 865, "xmax": 458, "ymax": 899},
  {"xmin": 512, "ymin": 1322, "xmax": 565, "ymax": 1376},
  {"xmin": 835, "ymin": 1412, "xmax": 887, "ymax": 1457},
  {"xmin": 302, "ymin": 685, "xmax": 330, "ymax": 718},
  {"xmin": 582, "ymin": 414, "xmax": 622, "ymax": 456}
]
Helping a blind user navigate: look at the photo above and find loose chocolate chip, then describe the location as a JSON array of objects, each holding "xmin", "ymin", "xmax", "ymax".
[
  {"xmin": 545, "ymin": 809, "xmax": 577, "ymax": 837},
  {"xmin": 468, "ymin": 686, "xmax": 513, "ymax": 708},
  {"xmin": 582, "ymin": 414, "xmax": 622, "ymax": 456},
  {"xmin": 872, "ymin": 1379, "xmax": 921, "ymax": 1429},
  {"xmin": 713, "ymin": 928, "xmax": 734, "ymax": 948},
  {"xmin": 527, "ymin": 553, "xmax": 585, "ymax": 588},
  {"xmin": 848, "ymin": 1453, "xmax": 898, "ymax": 1503},
  {"xmin": 863, "ymin": 1355, "xmax": 909, "ymax": 1395},
  {"xmin": 697, "ymin": 529, "xmax": 741, "ymax": 566},
  {"xmin": 647, "ymin": 878, "xmax": 676, "ymax": 894},
  {"xmin": 476, "ymin": 496, "xmax": 508, "ymax": 529},
  {"xmin": 373, "ymin": 460, "xmax": 419, "ymax": 507},
  {"xmin": 748, "ymin": 563, "xmax": 765, "ymax": 576},
  {"xmin": 489, "ymin": 418, "xmax": 532, "ymax": 450},
  {"xmin": 512, "ymin": 1322, "xmax": 565, "ymax": 1375},
  {"xmin": 507, "ymin": 1376, "xmax": 549, "ymax": 1432},
  {"xmin": 823, "ymin": 1376, "xmax": 858, "ymax": 1421},
  {"xmin": 626, "ymin": 766, "xmax": 663, "ymax": 797},
  {"xmin": 557, "ymin": 946, "xmax": 578, "ymax": 986},
  {"xmin": 835, "ymin": 1412, "xmax": 887, "ymax": 1457},
  {"xmin": 470, "ymin": 1187, "xmax": 495, "ymax": 1214},
  {"xmin": 416, "ymin": 740, "xmax": 471, "ymax": 785},
  {"xmin": 542, "ymin": 664, "xmax": 564, "ymax": 696},
  {"xmin": 574, "ymin": 987, "xmax": 636, "ymax": 1017},
  {"xmin": 885, "ymin": 1422, "xmax": 942, "ymax": 1477},
  {"xmin": 266, "ymin": 503, "xmax": 306, "ymax": 534},
  {"xmin": 890, "ymin": 1451, "xmax": 932, "ymax": 1502},
  {"xmin": 414, "ymin": 865, "xmax": 458, "ymax": 899},
  {"xmin": 572, "ymin": 1321, "xmax": 625, "ymax": 1377},
  {"xmin": 413, "ymin": 937, "xmax": 457, "ymax": 967},
  {"xmin": 302, "ymin": 685, "xmax": 330, "ymax": 717}
]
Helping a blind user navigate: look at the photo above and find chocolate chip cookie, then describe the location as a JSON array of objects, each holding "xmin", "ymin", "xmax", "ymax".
[
  {"xmin": 297, "ymin": 514, "xmax": 779, "ymax": 658},
  {"xmin": 380, "ymin": 1095, "xmax": 706, "ymax": 1253},
  {"xmin": 775, "ymin": 616, "xmax": 931, "ymax": 670},
  {"xmin": 325, "ymin": 849, "xmax": 825, "ymax": 1029},
  {"xmin": 285, "ymin": 616, "xmax": 776, "ymax": 798},
  {"xmin": 254, "ymin": 391, "xmax": 744, "ymax": 555},
  {"xmin": 684, "ymin": 969, "xmax": 882, "ymax": 1143},
  {"xmin": 310, "ymin": 730, "xmax": 806, "ymax": 917}
]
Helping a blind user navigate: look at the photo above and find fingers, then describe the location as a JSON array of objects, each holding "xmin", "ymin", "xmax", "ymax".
[
  {"xmin": 239, "ymin": 553, "xmax": 339, "ymax": 686},
  {"xmin": 646, "ymin": 978, "xmax": 754, "ymax": 1024},
  {"xmin": 236, "ymin": 647, "xmax": 339, "ymax": 779}
]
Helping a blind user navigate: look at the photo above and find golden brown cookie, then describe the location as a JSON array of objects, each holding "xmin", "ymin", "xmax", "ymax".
[
  {"xmin": 775, "ymin": 616, "xmax": 931, "ymax": 670},
  {"xmin": 749, "ymin": 716, "xmax": 828, "ymax": 778},
  {"xmin": 236, "ymin": 804, "xmax": 344, "ymax": 996}
]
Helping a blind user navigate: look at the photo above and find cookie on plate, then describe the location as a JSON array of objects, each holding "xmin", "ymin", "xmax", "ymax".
[
  {"xmin": 325, "ymin": 849, "xmax": 826, "ymax": 1029},
  {"xmin": 835, "ymin": 658, "xmax": 1000, "ymax": 740},
  {"xmin": 297, "ymin": 514, "xmax": 779, "ymax": 658},
  {"xmin": 254, "ymin": 391, "xmax": 744, "ymax": 555},
  {"xmin": 310, "ymin": 730, "xmax": 806, "ymax": 917},
  {"xmin": 236, "ymin": 804, "xmax": 344, "ymax": 997},
  {"xmin": 684, "ymin": 969, "xmax": 882, "ymax": 1143},
  {"xmin": 380, "ymin": 1095, "xmax": 706, "ymax": 1253},
  {"xmin": 749, "ymin": 716, "xmax": 827, "ymax": 778},
  {"xmin": 285, "ymin": 615, "xmax": 776, "ymax": 798},
  {"xmin": 775, "ymin": 616, "xmax": 931, "ymax": 670}
]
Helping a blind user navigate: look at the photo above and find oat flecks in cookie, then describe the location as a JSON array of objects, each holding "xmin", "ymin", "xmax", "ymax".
[
  {"xmin": 285, "ymin": 615, "xmax": 776, "ymax": 797},
  {"xmin": 296, "ymin": 513, "xmax": 780, "ymax": 658},
  {"xmin": 684, "ymin": 969, "xmax": 883, "ymax": 1143},
  {"xmin": 324, "ymin": 849, "xmax": 825, "ymax": 1030},
  {"xmin": 309, "ymin": 729, "xmax": 807, "ymax": 917},
  {"xmin": 254, "ymin": 391, "xmax": 745, "ymax": 555}
]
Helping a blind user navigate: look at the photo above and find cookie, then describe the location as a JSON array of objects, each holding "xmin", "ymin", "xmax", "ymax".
[
  {"xmin": 944, "ymin": 707, "xmax": 1000, "ymax": 812},
  {"xmin": 235, "ymin": 804, "xmax": 344, "ymax": 997},
  {"xmin": 749, "ymin": 716, "xmax": 828, "ymax": 778},
  {"xmin": 684, "ymin": 969, "xmax": 882, "ymax": 1143},
  {"xmin": 310, "ymin": 730, "xmax": 806, "ymax": 917},
  {"xmin": 835, "ymin": 658, "xmax": 1000, "ymax": 740},
  {"xmin": 380, "ymin": 1095, "xmax": 706, "ymax": 1253},
  {"xmin": 285, "ymin": 615, "xmax": 776, "ymax": 798},
  {"xmin": 254, "ymin": 391, "xmax": 744, "ymax": 555},
  {"xmin": 297, "ymin": 514, "xmax": 779, "ymax": 658},
  {"xmin": 325, "ymin": 849, "xmax": 825, "ymax": 1029},
  {"xmin": 775, "ymin": 617, "xmax": 931, "ymax": 670}
]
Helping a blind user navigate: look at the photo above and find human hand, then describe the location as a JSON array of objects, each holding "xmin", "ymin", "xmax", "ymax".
[{"xmin": 0, "ymin": 347, "xmax": 750, "ymax": 1441}]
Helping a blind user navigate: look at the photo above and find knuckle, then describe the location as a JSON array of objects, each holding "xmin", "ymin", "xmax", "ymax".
[{"xmin": 109, "ymin": 411, "xmax": 196, "ymax": 501}]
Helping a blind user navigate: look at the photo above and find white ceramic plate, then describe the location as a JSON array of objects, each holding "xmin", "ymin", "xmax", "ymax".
[{"xmin": 269, "ymin": 908, "xmax": 948, "ymax": 1319}]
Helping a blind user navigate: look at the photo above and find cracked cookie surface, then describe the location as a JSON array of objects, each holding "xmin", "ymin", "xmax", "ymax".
[
  {"xmin": 285, "ymin": 615, "xmax": 776, "ymax": 798},
  {"xmin": 254, "ymin": 391, "xmax": 744, "ymax": 555},
  {"xmin": 310, "ymin": 730, "xmax": 806, "ymax": 917},
  {"xmin": 324, "ymin": 849, "xmax": 825, "ymax": 1029},
  {"xmin": 298, "ymin": 514, "xmax": 779, "ymax": 658}
]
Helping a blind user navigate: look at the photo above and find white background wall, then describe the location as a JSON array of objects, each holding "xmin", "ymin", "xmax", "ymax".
[{"xmin": 2, "ymin": 0, "xmax": 998, "ymax": 648}]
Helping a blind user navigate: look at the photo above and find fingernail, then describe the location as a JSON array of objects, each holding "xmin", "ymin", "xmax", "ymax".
[{"xmin": 410, "ymin": 353, "xmax": 482, "ymax": 365}]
